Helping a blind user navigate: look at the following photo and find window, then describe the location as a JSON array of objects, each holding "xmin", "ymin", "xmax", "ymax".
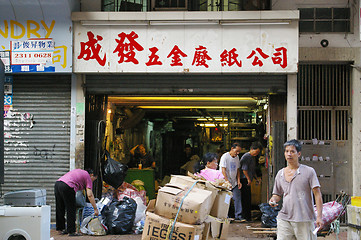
[
  {"xmin": 297, "ymin": 64, "xmax": 351, "ymax": 141},
  {"xmin": 102, "ymin": 0, "xmax": 144, "ymax": 11},
  {"xmin": 189, "ymin": 0, "xmax": 270, "ymax": 11},
  {"xmin": 299, "ymin": 8, "xmax": 350, "ymax": 33},
  {"xmin": 150, "ymin": 0, "xmax": 187, "ymax": 10},
  {"xmin": 102, "ymin": 0, "xmax": 270, "ymax": 11}
]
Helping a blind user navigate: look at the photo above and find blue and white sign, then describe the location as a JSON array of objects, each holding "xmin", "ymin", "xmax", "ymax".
[
  {"xmin": 11, "ymin": 39, "xmax": 55, "ymax": 72},
  {"xmin": 4, "ymin": 95, "xmax": 12, "ymax": 105}
]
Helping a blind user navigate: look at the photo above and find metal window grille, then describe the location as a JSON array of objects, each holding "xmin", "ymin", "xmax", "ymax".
[
  {"xmin": 298, "ymin": 110, "xmax": 332, "ymax": 141},
  {"xmin": 297, "ymin": 64, "xmax": 351, "ymax": 141}
]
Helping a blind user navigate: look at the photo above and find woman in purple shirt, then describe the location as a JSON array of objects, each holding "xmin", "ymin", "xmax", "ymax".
[{"xmin": 54, "ymin": 168, "xmax": 98, "ymax": 236}]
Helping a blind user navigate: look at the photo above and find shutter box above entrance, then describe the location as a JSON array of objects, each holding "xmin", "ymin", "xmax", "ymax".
[{"xmin": 85, "ymin": 74, "xmax": 287, "ymax": 95}]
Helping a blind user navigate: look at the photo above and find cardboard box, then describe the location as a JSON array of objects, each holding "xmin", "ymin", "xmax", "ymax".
[
  {"xmin": 142, "ymin": 211, "xmax": 204, "ymax": 240},
  {"xmin": 203, "ymin": 217, "xmax": 230, "ymax": 240},
  {"xmin": 347, "ymin": 227, "xmax": 361, "ymax": 240},
  {"xmin": 347, "ymin": 205, "xmax": 361, "ymax": 226},
  {"xmin": 170, "ymin": 175, "xmax": 232, "ymax": 219},
  {"xmin": 170, "ymin": 175, "xmax": 208, "ymax": 189},
  {"xmin": 210, "ymin": 190, "xmax": 232, "ymax": 219},
  {"xmin": 170, "ymin": 175, "xmax": 218, "ymax": 196},
  {"xmin": 155, "ymin": 183, "xmax": 215, "ymax": 225}
]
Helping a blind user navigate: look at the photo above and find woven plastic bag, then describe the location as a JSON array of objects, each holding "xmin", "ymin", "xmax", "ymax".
[{"xmin": 314, "ymin": 201, "xmax": 344, "ymax": 227}]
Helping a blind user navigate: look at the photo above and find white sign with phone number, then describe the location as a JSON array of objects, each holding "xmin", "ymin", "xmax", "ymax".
[{"xmin": 11, "ymin": 39, "xmax": 54, "ymax": 65}]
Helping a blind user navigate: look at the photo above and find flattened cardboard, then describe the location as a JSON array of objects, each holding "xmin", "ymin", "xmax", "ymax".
[
  {"xmin": 155, "ymin": 183, "xmax": 215, "ymax": 225},
  {"xmin": 142, "ymin": 211, "xmax": 204, "ymax": 240}
]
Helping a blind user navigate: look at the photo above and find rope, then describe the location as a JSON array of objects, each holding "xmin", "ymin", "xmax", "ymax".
[
  {"xmin": 329, "ymin": 219, "xmax": 340, "ymax": 240},
  {"xmin": 327, "ymin": 192, "xmax": 350, "ymax": 237},
  {"xmin": 166, "ymin": 180, "xmax": 199, "ymax": 240}
]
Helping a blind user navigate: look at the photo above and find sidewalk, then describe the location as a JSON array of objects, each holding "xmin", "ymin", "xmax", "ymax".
[{"xmin": 50, "ymin": 220, "xmax": 348, "ymax": 240}]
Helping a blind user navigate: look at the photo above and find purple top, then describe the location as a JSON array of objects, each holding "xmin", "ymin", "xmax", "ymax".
[{"xmin": 58, "ymin": 169, "xmax": 93, "ymax": 193}]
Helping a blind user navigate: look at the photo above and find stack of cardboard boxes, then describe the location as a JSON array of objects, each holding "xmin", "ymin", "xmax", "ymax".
[{"xmin": 142, "ymin": 175, "xmax": 232, "ymax": 240}]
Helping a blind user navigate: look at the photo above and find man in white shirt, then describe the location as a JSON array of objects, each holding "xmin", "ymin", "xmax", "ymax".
[{"xmin": 219, "ymin": 142, "xmax": 243, "ymax": 221}]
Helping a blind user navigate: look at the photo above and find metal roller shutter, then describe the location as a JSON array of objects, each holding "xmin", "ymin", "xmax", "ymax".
[
  {"xmin": 85, "ymin": 74, "xmax": 287, "ymax": 95},
  {"xmin": 0, "ymin": 74, "xmax": 71, "ymax": 221}
]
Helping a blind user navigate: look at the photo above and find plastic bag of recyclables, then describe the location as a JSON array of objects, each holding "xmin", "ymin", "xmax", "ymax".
[
  {"xmin": 80, "ymin": 216, "xmax": 107, "ymax": 236},
  {"xmin": 314, "ymin": 201, "xmax": 344, "ymax": 228}
]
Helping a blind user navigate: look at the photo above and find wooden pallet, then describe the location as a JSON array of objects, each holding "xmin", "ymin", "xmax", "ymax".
[{"xmin": 246, "ymin": 226, "xmax": 277, "ymax": 235}]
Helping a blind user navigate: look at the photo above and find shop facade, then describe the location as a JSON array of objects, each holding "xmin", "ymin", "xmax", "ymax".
[
  {"xmin": 71, "ymin": 11, "xmax": 299, "ymax": 201},
  {"xmin": 1, "ymin": 0, "xmax": 359, "ymax": 224},
  {"xmin": 0, "ymin": 1, "xmax": 79, "ymax": 219}
]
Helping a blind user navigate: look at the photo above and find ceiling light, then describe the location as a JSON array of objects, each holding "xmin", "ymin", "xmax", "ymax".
[
  {"xmin": 197, "ymin": 117, "xmax": 229, "ymax": 121},
  {"xmin": 197, "ymin": 123, "xmax": 228, "ymax": 127},
  {"xmin": 137, "ymin": 106, "xmax": 248, "ymax": 109},
  {"xmin": 109, "ymin": 96, "xmax": 255, "ymax": 101}
]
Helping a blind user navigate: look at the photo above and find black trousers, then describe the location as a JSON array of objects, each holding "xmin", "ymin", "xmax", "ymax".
[
  {"xmin": 240, "ymin": 178, "xmax": 252, "ymax": 221},
  {"xmin": 54, "ymin": 181, "xmax": 76, "ymax": 233}
]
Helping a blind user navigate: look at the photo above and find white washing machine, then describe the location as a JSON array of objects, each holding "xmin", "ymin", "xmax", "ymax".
[{"xmin": 0, "ymin": 205, "xmax": 50, "ymax": 240}]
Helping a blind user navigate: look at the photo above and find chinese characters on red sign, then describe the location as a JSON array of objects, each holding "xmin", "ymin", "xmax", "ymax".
[{"xmin": 78, "ymin": 31, "xmax": 288, "ymax": 69}]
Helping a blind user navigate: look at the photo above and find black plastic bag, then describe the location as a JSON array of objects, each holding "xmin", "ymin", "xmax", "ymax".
[
  {"xmin": 101, "ymin": 197, "xmax": 137, "ymax": 234},
  {"xmin": 258, "ymin": 203, "xmax": 281, "ymax": 228},
  {"xmin": 102, "ymin": 151, "xmax": 128, "ymax": 189}
]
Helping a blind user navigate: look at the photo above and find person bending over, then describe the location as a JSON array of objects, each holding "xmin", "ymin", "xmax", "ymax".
[{"xmin": 54, "ymin": 168, "xmax": 99, "ymax": 236}]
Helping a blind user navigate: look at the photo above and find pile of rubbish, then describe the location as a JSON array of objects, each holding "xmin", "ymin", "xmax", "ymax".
[
  {"xmin": 79, "ymin": 181, "xmax": 147, "ymax": 236},
  {"xmin": 80, "ymin": 151, "xmax": 147, "ymax": 236}
]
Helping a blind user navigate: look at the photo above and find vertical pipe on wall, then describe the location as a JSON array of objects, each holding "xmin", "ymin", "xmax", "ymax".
[
  {"xmin": 70, "ymin": 74, "xmax": 77, "ymax": 170},
  {"xmin": 287, "ymin": 74, "xmax": 297, "ymax": 140}
]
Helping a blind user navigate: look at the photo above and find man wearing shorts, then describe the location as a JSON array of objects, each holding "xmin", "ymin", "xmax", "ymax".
[{"xmin": 269, "ymin": 139, "xmax": 323, "ymax": 240}]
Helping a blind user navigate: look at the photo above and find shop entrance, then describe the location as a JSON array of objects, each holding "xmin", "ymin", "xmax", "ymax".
[
  {"xmin": 88, "ymin": 94, "xmax": 270, "ymax": 206},
  {"xmin": 83, "ymin": 73, "xmax": 287, "ymax": 205},
  {"xmin": 106, "ymin": 96, "xmax": 268, "ymax": 177}
]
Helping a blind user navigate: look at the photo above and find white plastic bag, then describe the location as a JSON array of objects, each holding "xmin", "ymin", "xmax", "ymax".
[
  {"xmin": 80, "ymin": 215, "xmax": 107, "ymax": 236},
  {"xmin": 134, "ymin": 196, "xmax": 147, "ymax": 224}
]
